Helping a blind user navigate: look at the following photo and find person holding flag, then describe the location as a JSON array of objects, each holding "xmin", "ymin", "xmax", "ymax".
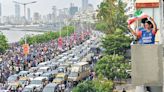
[
  {"xmin": 128, "ymin": 10, "xmax": 158, "ymax": 44},
  {"xmin": 128, "ymin": 17, "xmax": 157, "ymax": 44}
]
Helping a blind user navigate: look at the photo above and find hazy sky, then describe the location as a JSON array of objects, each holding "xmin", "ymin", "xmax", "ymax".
[{"xmin": 0, "ymin": 0, "xmax": 103, "ymax": 16}]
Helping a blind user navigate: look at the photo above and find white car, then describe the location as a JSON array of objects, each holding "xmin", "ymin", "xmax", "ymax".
[
  {"xmin": 18, "ymin": 71, "xmax": 29, "ymax": 76},
  {"xmin": 29, "ymin": 77, "xmax": 48, "ymax": 91},
  {"xmin": 22, "ymin": 84, "xmax": 41, "ymax": 92},
  {"xmin": 37, "ymin": 67, "xmax": 50, "ymax": 73}
]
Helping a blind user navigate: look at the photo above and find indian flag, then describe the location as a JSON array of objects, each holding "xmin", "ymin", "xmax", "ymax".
[{"xmin": 127, "ymin": 10, "xmax": 149, "ymax": 25}]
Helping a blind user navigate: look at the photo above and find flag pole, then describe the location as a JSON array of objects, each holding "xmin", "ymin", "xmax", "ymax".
[{"xmin": 59, "ymin": 19, "xmax": 61, "ymax": 37}]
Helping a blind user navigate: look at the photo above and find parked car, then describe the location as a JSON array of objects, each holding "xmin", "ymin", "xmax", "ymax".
[
  {"xmin": 42, "ymin": 83, "xmax": 59, "ymax": 92},
  {"xmin": 18, "ymin": 71, "xmax": 29, "ymax": 77},
  {"xmin": 53, "ymin": 73, "xmax": 68, "ymax": 85},
  {"xmin": 22, "ymin": 84, "xmax": 40, "ymax": 92},
  {"xmin": 7, "ymin": 74, "xmax": 19, "ymax": 84}
]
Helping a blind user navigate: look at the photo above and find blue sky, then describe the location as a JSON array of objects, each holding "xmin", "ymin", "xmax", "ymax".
[{"xmin": 0, "ymin": 0, "xmax": 103, "ymax": 16}]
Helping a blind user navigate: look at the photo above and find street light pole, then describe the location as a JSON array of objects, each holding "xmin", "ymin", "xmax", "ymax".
[
  {"xmin": 24, "ymin": 4, "xmax": 26, "ymax": 23},
  {"xmin": 13, "ymin": 1, "xmax": 37, "ymax": 44},
  {"xmin": 13, "ymin": 1, "xmax": 37, "ymax": 25}
]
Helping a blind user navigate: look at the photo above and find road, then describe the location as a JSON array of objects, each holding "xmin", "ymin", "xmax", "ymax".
[{"xmin": 0, "ymin": 30, "xmax": 103, "ymax": 92}]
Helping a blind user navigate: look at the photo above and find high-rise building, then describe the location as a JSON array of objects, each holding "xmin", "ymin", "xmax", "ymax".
[
  {"xmin": 15, "ymin": 3, "xmax": 20, "ymax": 18},
  {"xmin": 0, "ymin": 3, "xmax": 2, "ymax": 16},
  {"xmin": 82, "ymin": 0, "xmax": 88, "ymax": 10},
  {"xmin": 59, "ymin": 8, "xmax": 69, "ymax": 16},
  {"xmin": 52, "ymin": 6, "xmax": 57, "ymax": 23},
  {"xmin": 33, "ymin": 12, "xmax": 41, "ymax": 24},
  {"xmin": 27, "ymin": 8, "xmax": 31, "ymax": 20},
  {"xmin": 87, "ymin": 4, "xmax": 94, "ymax": 11},
  {"xmin": 69, "ymin": 3, "xmax": 78, "ymax": 16},
  {"xmin": 63, "ymin": 8, "xmax": 69, "ymax": 15},
  {"xmin": 52, "ymin": 6, "xmax": 57, "ymax": 17},
  {"xmin": 47, "ymin": 13, "xmax": 53, "ymax": 23},
  {"xmin": 58, "ymin": 8, "xmax": 69, "ymax": 22}
]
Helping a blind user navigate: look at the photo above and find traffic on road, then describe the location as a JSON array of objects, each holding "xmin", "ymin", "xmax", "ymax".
[{"xmin": 0, "ymin": 30, "xmax": 104, "ymax": 92}]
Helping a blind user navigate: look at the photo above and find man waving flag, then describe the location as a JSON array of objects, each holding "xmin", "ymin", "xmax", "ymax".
[{"xmin": 127, "ymin": 10, "xmax": 149, "ymax": 25}]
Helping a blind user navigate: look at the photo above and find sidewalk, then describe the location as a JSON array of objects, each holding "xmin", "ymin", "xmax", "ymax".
[{"xmin": 115, "ymin": 84, "xmax": 135, "ymax": 92}]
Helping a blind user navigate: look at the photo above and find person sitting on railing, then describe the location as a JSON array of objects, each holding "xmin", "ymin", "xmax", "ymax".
[{"xmin": 128, "ymin": 17, "xmax": 157, "ymax": 44}]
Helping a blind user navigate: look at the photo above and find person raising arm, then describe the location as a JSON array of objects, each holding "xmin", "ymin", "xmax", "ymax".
[{"xmin": 128, "ymin": 17, "xmax": 158, "ymax": 44}]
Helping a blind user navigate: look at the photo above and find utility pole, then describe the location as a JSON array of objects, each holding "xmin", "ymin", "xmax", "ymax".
[{"xmin": 13, "ymin": 1, "xmax": 37, "ymax": 44}]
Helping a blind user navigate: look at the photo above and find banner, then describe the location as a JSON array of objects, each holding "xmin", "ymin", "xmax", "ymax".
[
  {"xmin": 58, "ymin": 37, "xmax": 63, "ymax": 50},
  {"xmin": 23, "ymin": 44, "xmax": 29, "ymax": 55}
]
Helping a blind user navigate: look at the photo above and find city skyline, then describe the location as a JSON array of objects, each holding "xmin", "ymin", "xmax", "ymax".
[
  {"xmin": 0, "ymin": 0, "xmax": 102, "ymax": 16},
  {"xmin": 14, "ymin": 3, "xmax": 20, "ymax": 17},
  {"xmin": 82, "ymin": 0, "xmax": 88, "ymax": 10}
]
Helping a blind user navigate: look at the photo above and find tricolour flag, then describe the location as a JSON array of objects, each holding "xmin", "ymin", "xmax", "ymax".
[{"xmin": 127, "ymin": 10, "xmax": 149, "ymax": 25}]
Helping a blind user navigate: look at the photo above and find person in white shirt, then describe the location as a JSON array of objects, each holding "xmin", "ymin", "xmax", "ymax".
[{"xmin": 61, "ymin": 84, "xmax": 65, "ymax": 92}]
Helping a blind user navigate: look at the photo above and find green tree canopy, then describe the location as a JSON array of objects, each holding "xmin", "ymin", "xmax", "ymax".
[
  {"xmin": 72, "ymin": 79, "xmax": 113, "ymax": 92},
  {"xmin": 102, "ymin": 29, "xmax": 131, "ymax": 55},
  {"xmin": 97, "ymin": 0, "xmax": 128, "ymax": 33},
  {"xmin": 95, "ymin": 54, "xmax": 130, "ymax": 81},
  {"xmin": 0, "ymin": 32, "xmax": 9, "ymax": 54},
  {"xmin": 95, "ymin": 22, "xmax": 108, "ymax": 32},
  {"xmin": 72, "ymin": 81, "xmax": 96, "ymax": 92},
  {"xmin": 19, "ymin": 26, "xmax": 74, "ymax": 45}
]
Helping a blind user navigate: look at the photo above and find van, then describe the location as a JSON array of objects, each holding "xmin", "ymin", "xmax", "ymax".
[{"xmin": 68, "ymin": 62, "xmax": 90, "ymax": 84}]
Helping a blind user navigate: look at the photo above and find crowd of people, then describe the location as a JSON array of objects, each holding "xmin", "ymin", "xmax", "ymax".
[{"xmin": 0, "ymin": 30, "xmax": 91, "ymax": 84}]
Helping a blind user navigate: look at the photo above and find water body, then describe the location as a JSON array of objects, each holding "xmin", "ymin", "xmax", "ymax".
[{"xmin": 0, "ymin": 30, "xmax": 44, "ymax": 43}]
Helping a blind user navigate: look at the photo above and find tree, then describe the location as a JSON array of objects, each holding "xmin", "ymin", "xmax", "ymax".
[
  {"xmin": 95, "ymin": 55, "xmax": 130, "ymax": 81},
  {"xmin": 19, "ymin": 26, "xmax": 74, "ymax": 45},
  {"xmin": 94, "ymin": 0, "xmax": 131, "ymax": 89},
  {"xmin": 0, "ymin": 32, "xmax": 9, "ymax": 54},
  {"xmin": 97, "ymin": 0, "xmax": 128, "ymax": 34},
  {"xmin": 72, "ymin": 81, "xmax": 96, "ymax": 92},
  {"xmin": 95, "ymin": 22, "xmax": 108, "ymax": 32},
  {"xmin": 72, "ymin": 79, "xmax": 113, "ymax": 92},
  {"xmin": 102, "ymin": 29, "xmax": 131, "ymax": 55},
  {"xmin": 93, "ymin": 76, "xmax": 113, "ymax": 92}
]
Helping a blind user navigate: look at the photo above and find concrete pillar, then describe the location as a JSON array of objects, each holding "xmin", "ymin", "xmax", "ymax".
[{"xmin": 131, "ymin": 45, "xmax": 163, "ymax": 92}]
